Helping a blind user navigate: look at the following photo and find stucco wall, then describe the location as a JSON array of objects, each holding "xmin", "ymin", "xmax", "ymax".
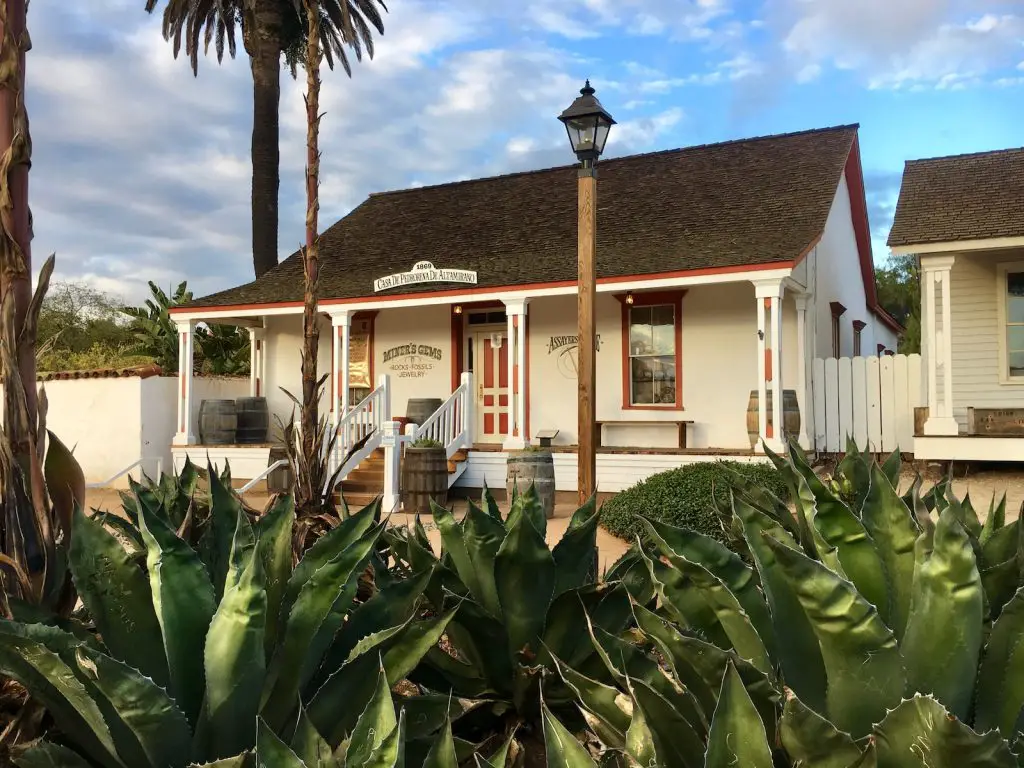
[
  {"xmin": 810, "ymin": 170, "xmax": 899, "ymax": 357},
  {"xmin": 375, "ymin": 304, "xmax": 453, "ymax": 417},
  {"xmin": 920, "ymin": 249, "xmax": 1024, "ymax": 430},
  {"xmin": 263, "ymin": 315, "xmax": 332, "ymax": 435}
]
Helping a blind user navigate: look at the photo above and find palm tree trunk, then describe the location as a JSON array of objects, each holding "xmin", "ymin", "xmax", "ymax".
[
  {"xmin": 0, "ymin": 0, "xmax": 35, "ymax": 447},
  {"xmin": 300, "ymin": 0, "xmax": 322, "ymax": 499},
  {"xmin": 249, "ymin": 1, "xmax": 283, "ymax": 279}
]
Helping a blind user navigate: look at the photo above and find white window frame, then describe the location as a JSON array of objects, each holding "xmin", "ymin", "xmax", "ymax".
[{"xmin": 995, "ymin": 261, "xmax": 1024, "ymax": 385}]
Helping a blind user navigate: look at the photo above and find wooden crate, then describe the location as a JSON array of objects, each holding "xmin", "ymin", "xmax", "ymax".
[{"xmin": 966, "ymin": 407, "xmax": 1024, "ymax": 437}]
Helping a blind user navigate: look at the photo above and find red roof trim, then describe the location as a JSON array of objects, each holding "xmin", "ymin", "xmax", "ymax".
[
  {"xmin": 169, "ymin": 260, "xmax": 795, "ymax": 315},
  {"xmin": 844, "ymin": 136, "xmax": 905, "ymax": 335}
]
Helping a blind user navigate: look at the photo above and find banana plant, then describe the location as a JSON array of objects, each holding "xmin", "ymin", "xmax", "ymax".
[
  {"xmin": 377, "ymin": 485, "xmax": 634, "ymax": 760},
  {"xmin": 591, "ymin": 439, "xmax": 1024, "ymax": 766},
  {"xmin": 2, "ymin": 467, "xmax": 454, "ymax": 767}
]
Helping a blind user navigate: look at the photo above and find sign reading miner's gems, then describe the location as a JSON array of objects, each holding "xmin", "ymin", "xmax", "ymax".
[{"xmin": 374, "ymin": 261, "xmax": 477, "ymax": 292}]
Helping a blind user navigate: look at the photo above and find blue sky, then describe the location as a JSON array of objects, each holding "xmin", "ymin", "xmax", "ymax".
[{"xmin": 25, "ymin": 0, "xmax": 1024, "ymax": 302}]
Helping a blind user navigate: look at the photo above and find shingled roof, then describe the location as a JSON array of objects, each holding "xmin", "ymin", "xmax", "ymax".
[
  {"xmin": 888, "ymin": 147, "xmax": 1024, "ymax": 248},
  {"xmin": 187, "ymin": 124, "xmax": 861, "ymax": 309}
]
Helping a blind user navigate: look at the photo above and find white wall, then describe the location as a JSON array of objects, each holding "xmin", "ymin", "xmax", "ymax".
[
  {"xmin": 263, "ymin": 315, "xmax": 332, "ymax": 436},
  {"xmin": 920, "ymin": 249, "xmax": 1024, "ymax": 430},
  {"xmin": 374, "ymin": 305, "xmax": 453, "ymax": 417},
  {"xmin": 810, "ymin": 170, "xmax": 899, "ymax": 357}
]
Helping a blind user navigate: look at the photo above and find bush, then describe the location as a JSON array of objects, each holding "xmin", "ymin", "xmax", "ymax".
[{"xmin": 599, "ymin": 460, "xmax": 788, "ymax": 542}]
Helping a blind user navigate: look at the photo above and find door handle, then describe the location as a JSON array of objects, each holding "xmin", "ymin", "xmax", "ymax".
[{"xmin": 478, "ymin": 384, "xmax": 483, "ymax": 400}]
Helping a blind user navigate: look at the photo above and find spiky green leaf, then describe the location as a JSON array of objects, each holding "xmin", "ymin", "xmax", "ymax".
[
  {"xmin": 551, "ymin": 497, "xmax": 599, "ymax": 596},
  {"xmin": 779, "ymin": 688, "xmax": 863, "ymax": 768},
  {"xmin": 255, "ymin": 718, "xmax": 305, "ymax": 768},
  {"xmin": 975, "ymin": 588, "xmax": 1024, "ymax": 735},
  {"xmin": 290, "ymin": 706, "xmax": 336, "ymax": 768},
  {"xmin": 542, "ymin": 696, "xmax": 598, "ymax": 767},
  {"xmin": 705, "ymin": 663, "xmax": 773, "ymax": 768},
  {"xmin": 461, "ymin": 500, "xmax": 506, "ymax": 615},
  {"xmin": 13, "ymin": 741, "xmax": 94, "ymax": 768},
  {"xmin": 495, "ymin": 505, "xmax": 556, "ymax": 659},
  {"xmin": 422, "ymin": 714, "xmax": 458, "ymax": 768},
  {"xmin": 347, "ymin": 661, "xmax": 397, "ymax": 768},
  {"xmin": 630, "ymin": 677, "xmax": 704, "ymax": 768},
  {"xmin": 253, "ymin": 495, "xmax": 296, "ymax": 657}
]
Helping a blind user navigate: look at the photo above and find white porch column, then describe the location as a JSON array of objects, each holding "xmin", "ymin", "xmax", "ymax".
[
  {"xmin": 793, "ymin": 293, "xmax": 811, "ymax": 449},
  {"xmin": 382, "ymin": 420, "xmax": 401, "ymax": 513},
  {"xmin": 173, "ymin": 321, "xmax": 196, "ymax": 446},
  {"xmin": 503, "ymin": 298, "xmax": 529, "ymax": 450},
  {"xmin": 754, "ymin": 280, "xmax": 786, "ymax": 452},
  {"xmin": 330, "ymin": 311, "xmax": 352, "ymax": 426},
  {"xmin": 249, "ymin": 326, "xmax": 265, "ymax": 397},
  {"xmin": 922, "ymin": 255, "xmax": 958, "ymax": 436}
]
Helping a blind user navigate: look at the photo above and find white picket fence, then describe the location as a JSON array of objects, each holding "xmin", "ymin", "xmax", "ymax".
[{"xmin": 811, "ymin": 354, "xmax": 924, "ymax": 454}]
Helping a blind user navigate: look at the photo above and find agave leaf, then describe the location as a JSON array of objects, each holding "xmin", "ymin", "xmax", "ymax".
[
  {"xmin": 461, "ymin": 500, "xmax": 506, "ymax": 615},
  {"xmin": 198, "ymin": 511, "xmax": 266, "ymax": 761},
  {"xmin": 253, "ymin": 495, "xmax": 296, "ymax": 657},
  {"xmin": 979, "ymin": 493, "xmax": 1007, "ymax": 546},
  {"xmin": 400, "ymin": 694, "xmax": 490, "ymax": 741},
  {"xmin": 873, "ymin": 695, "xmax": 1017, "ymax": 768},
  {"xmin": 433, "ymin": 502, "xmax": 487, "ymax": 609},
  {"xmin": 362, "ymin": 709, "xmax": 405, "ymax": 768},
  {"xmin": 283, "ymin": 500, "xmax": 378, "ymax": 619},
  {"xmin": 309, "ymin": 607, "xmax": 457, "ymax": 746},
  {"xmin": 422, "ymin": 714, "xmax": 458, "ymax": 768},
  {"xmin": 540, "ymin": 582, "xmax": 631, "ymax": 669},
  {"xmin": 779, "ymin": 688, "xmax": 863, "ymax": 768},
  {"xmin": 861, "ymin": 463, "xmax": 919, "ymax": 640},
  {"xmin": 624, "ymin": 692, "xmax": 657, "ymax": 768},
  {"xmin": 881, "ymin": 449, "xmax": 902, "ymax": 489},
  {"xmin": 551, "ymin": 652, "xmax": 631, "ymax": 748},
  {"xmin": 290, "ymin": 706, "xmax": 336, "ymax": 768},
  {"xmin": 551, "ymin": 497, "xmax": 600, "ymax": 597},
  {"xmin": 314, "ymin": 566, "xmax": 432, "ymax": 691},
  {"xmin": 13, "ymin": 740, "xmax": 95, "ymax": 768},
  {"xmin": 629, "ymin": 676, "xmax": 705, "ymax": 768},
  {"xmin": 733, "ymin": 494, "xmax": 827, "ymax": 714},
  {"xmin": 975, "ymin": 588, "xmax": 1024, "ymax": 735},
  {"xmin": 981, "ymin": 558, "xmax": 1021, "ymax": 620},
  {"xmin": 542, "ymin": 695, "xmax": 598, "ymax": 767},
  {"xmin": 494, "ymin": 502, "xmax": 556, "ymax": 661},
  {"xmin": 254, "ymin": 718, "xmax": 306, "ymax": 768},
  {"xmin": 982, "ymin": 519, "xmax": 1021, "ymax": 571},
  {"xmin": 72, "ymin": 643, "xmax": 193, "ymax": 768},
  {"xmin": 644, "ymin": 516, "xmax": 776, "ymax": 658},
  {"xmin": 837, "ymin": 446, "xmax": 871, "ymax": 512},
  {"xmin": 643, "ymin": 523, "xmax": 771, "ymax": 675},
  {"xmin": 478, "ymin": 728, "xmax": 517, "ymax": 768},
  {"xmin": 347, "ymin": 661, "xmax": 397, "ymax": 768},
  {"xmin": 764, "ymin": 536, "xmax": 904, "ymax": 739},
  {"xmin": 43, "ymin": 430, "xmax": 84, "ymax": 538},
  {"xmin": 705, "ymin": 662, "xmax": 773, "ymax": 768},
  {"xmin": 137, "ymin": 500, "xmax": 216, "ymax": 727},
  {"xmin": 505, "ymin": 484, "xmax": 546, "ymax": 540},
  {"xmin": 482, "ymin": 484, "xmax": 502, "ymax": 520},
  {"xmin": 202, "ymin": 461, "xmax": 248, "ymax": 601},
  {"xmin": 91, "ymin": 510, "xmax": 145, "ymax": 552},
  {"xmin": 603, "ymin": 547, "xmax": 656, "ymax": 607},
  {"xmin": 68, "ymin": 506, "xmax": 169, "ymax": 688},
  {"xmin": 901, "ymin": 507, "xmax": 983, "ymax": 720},
  {"xmin": 0, "ymin": 621, "xmax": 120, "ymax": 767},
  {"xmin": 637, "ymin": 547, "xmax": 730, "ymax": 650},
  {"xmin": 262, "ymin": 520, "xmax": 384, "ymax": 729}
]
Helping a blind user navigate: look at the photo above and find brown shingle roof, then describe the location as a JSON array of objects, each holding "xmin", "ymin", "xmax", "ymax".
[
  {"xmin": 187, "ymin": 124, "xmax": 860, "ymax": 309},
  {"xmin": 888, "ymin": 147, "xmax": 1024, "ymax": 248}
]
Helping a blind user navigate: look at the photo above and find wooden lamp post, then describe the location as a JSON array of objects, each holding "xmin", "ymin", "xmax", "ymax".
[{"xmin": 559, "ymin": 81, "xmax": 615, "ymax": 505}]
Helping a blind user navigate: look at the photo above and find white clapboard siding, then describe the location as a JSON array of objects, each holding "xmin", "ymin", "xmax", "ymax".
[{"xmin": 812, "ymin": 354, "xmax": 924, "ymax": 454}]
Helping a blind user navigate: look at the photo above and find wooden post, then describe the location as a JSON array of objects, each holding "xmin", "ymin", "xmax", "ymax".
[{"xmin": 577, "ymin": 170, "xmax": 597, "ymax": 505}]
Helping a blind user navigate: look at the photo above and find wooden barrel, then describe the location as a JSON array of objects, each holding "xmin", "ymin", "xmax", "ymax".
[
  {"xmin": 402, "ymin": 447, "xmax": 448, "ymax": 515},
  {"xmin": 506, "ymin": 450, "xmax": 556, "ymax": 519},
  {"xmin": 199, "ymin": 399, "xmax": 237, "ymax": 445},
  {"xmin": 746, "ymin": 389, "xmax": 802, "ymax": 448},
  {"xmin": 235, "ymin": 397, "xmax": 270, "ymax": 444},
  {"xmin": 406, "ymin": 398, "xmax": 443, "ymax": 426}
]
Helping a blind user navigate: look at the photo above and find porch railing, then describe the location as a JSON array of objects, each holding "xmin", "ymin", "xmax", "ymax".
[
  {"xmin": 407, "ymin": 372, "xmax": 473, "ymax": 458},
  {"xmin": 332, "ymin": 373, "xmax": 390, "ymax": 483}
]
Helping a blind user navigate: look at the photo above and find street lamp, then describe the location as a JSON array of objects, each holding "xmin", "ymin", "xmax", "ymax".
[{"xmin": 559, "ymin": 80, "xmax": 615, "ymax": 505}]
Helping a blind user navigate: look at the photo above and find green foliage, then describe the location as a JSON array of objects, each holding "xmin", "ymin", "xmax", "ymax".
[
  {"xmin": 598, "ymin": 460, "xmax": 788, "ymax": 542},
  {"xmin": 409, "ymin": 438, "xmax": 443, "ymax": 449},
  {"xmin": 875, "ymin": 254, "xmax": 919, "ymax": 354},
  {"xmin": 35, "ymin": 281, "xmax": 140, "ymax": 372}
]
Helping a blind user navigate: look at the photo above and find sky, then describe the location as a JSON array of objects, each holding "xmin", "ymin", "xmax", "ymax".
[{"xmin": 26, "ymin": 0, "xmax": 1024, "ymax": 304}]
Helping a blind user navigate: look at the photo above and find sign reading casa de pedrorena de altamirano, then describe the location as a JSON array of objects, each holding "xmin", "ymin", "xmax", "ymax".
[{"xmin": 374, "ymin": 261, "xmax": 477, "ymax": 293}]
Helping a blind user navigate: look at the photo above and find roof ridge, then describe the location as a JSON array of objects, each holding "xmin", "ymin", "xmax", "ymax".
[
  {"xmin": 366, "ymin": 123, "xmax": 860, "ymax": 199},
  {"xmin": 905, "ymin": 146, "xmax": 1024, "ymax": 165}
]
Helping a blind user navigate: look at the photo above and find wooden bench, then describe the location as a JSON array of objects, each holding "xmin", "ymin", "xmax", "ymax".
[{"xmin": 596, "ymin": 419, "xmax": 695, "ymax": 449}]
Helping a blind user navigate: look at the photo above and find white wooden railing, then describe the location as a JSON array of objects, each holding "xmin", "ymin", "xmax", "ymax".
[
  {"xmin": 332, "ymin": 374, "xmax": 391, "ymax": 482},
  {"xmin": 406, "ymin": 372, "xmax": 473, "ymax": 459}
]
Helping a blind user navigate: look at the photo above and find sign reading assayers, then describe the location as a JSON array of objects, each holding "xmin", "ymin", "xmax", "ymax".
[{"xmin": 374, "ymin": 261, "xmax": 477, "ymax": 293}]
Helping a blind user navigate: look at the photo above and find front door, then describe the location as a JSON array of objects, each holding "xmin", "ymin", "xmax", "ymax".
[{"xmin": 470, "ymin": 331, "xmax": 508, "ymax": 442}]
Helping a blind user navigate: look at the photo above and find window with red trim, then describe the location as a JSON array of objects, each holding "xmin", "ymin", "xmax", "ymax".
[
  {"xmin": 619, "ymin": 291, "xmax": 684, "ymax": 409},
  {"xmin": 852, "ymin": 319, "xmax": 866, "ymax": 357},
  {"xmin": 830, "ymin": 302, "xmax": 847, "ymax": 357}
]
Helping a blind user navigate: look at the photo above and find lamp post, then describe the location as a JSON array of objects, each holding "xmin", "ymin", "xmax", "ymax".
[{"xmin": 559, "ymin": 80, "xmax": 615, "ymax": 506}]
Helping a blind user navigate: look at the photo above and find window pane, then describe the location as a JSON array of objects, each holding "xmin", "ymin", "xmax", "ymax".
[
  {"xmin": 1009, "ymin": 297, "xmax": 1024, "ymax": 324},
  {"xmin": 631, "ymin": 356, "xmax": 675, "ymax": 405},
  {"xmin": 1009, "ymin": 273, "xmax": 1024, "ymax": 298},
  {"xmin": 1009, "ymin": 326, "xmax": 1024, "ymax": 352},
  {"xmin": 1010, "ymin": 351, "xmax": 1024, "ymax": 378},
  {"xmin": 651, "ymin": 305, "xmax": 674, "ymax": 327},
  {"xmin": 629, "ymin": 307, "xmax": 653, "ymax": 355}
]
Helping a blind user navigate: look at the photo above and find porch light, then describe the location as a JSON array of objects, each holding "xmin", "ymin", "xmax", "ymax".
[
  {"xmin": 453, "ymin": 304, "xmax": 463, "ymax": 315},
  {"xmin": 558, "ymin": 80, "xmax": 616, "ymax": 166},
  {"xmin": 625, "ymin": 292, "xmax": 634, "ymax": 305}
]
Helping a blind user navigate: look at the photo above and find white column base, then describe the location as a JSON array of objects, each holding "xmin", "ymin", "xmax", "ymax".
[
  {"xmin": 755, "ymin": 438, "xmax": 786, "ymax": 455},
  {"xmin": 382, "ymin": 421, "xmax": 402, "ymax": 513},
  {"xmin": 503, "ymin": 437, "xmax": 528, "ymax": 451},
  {"xmin": 923, "ymin": 416, "xmax": 959, "ymax": 437},
  {"xmin": 172, "ymin": 433, "xmax": 197, "ymax": 447}
]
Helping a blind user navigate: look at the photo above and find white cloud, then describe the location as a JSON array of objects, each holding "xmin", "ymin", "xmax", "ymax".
[{"xmin": 526, "ymin": 0, "xmax": 731, "ymax": 42}]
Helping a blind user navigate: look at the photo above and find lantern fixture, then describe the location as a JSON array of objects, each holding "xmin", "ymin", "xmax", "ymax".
[
  {"xmin": 558, "ymin": 80, "xmax": 616, "ymax": 167},
  {"xmin": 625, "ymin": 292, "xmax": 634, "ymax": 305},
  {"xmin": 453, "ymin": 304, "xmax": 463, "ymax": 315}
]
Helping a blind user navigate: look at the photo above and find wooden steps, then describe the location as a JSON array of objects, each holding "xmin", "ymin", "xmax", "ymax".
[{"xmin": 336, "ymin": 447, "xmax": 470, "ymax": 510}]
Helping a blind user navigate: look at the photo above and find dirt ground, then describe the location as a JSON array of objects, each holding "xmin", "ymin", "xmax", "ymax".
[{"xmin": 84, "ymin": 462, "xmax": 1024, "ymax": 570}]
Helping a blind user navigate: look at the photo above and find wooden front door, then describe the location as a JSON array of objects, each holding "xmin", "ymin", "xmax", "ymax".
[{"xmin": 471, "ymin": 331, "xmax": 508, "ymax": 442}]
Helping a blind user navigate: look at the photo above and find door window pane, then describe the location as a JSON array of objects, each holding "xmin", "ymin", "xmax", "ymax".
[{"xmin": 628, "ymin": 304, "xmax": 677, "ymax": 406}]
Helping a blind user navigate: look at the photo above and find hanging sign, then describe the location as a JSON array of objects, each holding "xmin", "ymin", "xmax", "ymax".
[{"xmin": 374, "ymin": 261, "xmax": 477, "ymax": 292}]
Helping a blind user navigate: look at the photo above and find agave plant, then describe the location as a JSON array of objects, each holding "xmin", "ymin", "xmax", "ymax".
[
  {"xmin": 559, "ymin": 440, "xmax": 1024, "ymax": 766},
  {"xmin": 377, "ymin": 486, "xmax": 640, "ymax": 762},
  {"xmin": 1, "ymin": 467, "xmax": 458, "ymax": 767}
]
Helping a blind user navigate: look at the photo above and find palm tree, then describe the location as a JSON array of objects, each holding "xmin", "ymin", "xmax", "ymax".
[{"xmin": 144, "ymin": 0, "xmax": 386, "ymax": 279}]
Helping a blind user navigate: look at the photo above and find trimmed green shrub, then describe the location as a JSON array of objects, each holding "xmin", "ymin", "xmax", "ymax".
[{"xmin": 599, "ymin": 460, "xmax": 788, "ymax": 542}]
